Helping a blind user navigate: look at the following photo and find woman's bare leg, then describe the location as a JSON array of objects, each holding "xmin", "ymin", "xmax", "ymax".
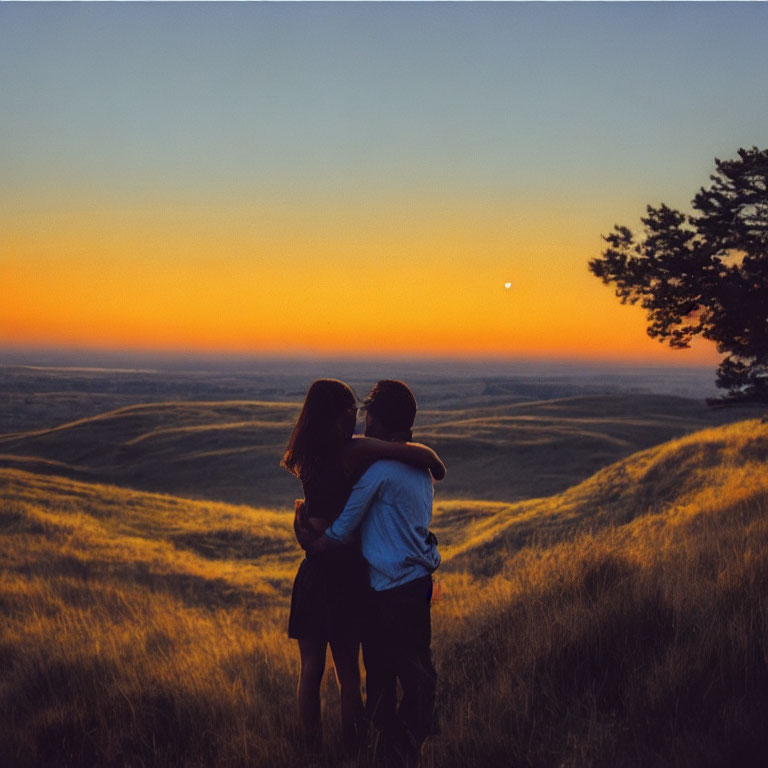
[
  {"xmin": 297, "ymin": 638, "xmax": 327, "ymax": 750},
  {"xmin": 329, "ymin": 637, "xmax": 365, "ymax": 750}
]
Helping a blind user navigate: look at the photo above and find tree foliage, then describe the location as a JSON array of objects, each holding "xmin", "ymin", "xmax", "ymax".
[{"xmin": 589, "ymin": 147, "xmax": 768, "ymax": 402}]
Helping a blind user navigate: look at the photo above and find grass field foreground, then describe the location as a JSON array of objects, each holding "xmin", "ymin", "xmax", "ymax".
[{"xmin": 1, "ymin": 417, "xmax": 768, "ymax": 766}]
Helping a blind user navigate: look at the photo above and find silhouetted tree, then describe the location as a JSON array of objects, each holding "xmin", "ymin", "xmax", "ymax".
[{"xmin": 589, "ymin": 147, "xmax": 768, "ymax": 403}]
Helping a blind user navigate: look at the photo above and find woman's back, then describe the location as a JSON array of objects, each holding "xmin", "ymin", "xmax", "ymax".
[{"xmin": 301, "ymin": 450, "xmax": 352, "ymax": 525}]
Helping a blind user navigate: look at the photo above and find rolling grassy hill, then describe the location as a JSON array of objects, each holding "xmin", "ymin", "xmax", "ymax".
[
  {"xmin": 432, "ymin": 416, "xmax": 768, "ymax": 767},
  {"xmin": 0, "ymin": 468, "xmax": 302, "ymax": 768},
  {"xmin": 2, "ymin": 416, "xmax": 768, "ymax": 766},
  {"xmin": 0, "ymin": 401, "xmax": 303, "ymax": 508},
  {"xmin": 433, "ymin": 415, "xmax": 768, "ymax": 571},
  {"xmin": 0, "ymin": 394, "xmax": 762, "ymax": 507}
]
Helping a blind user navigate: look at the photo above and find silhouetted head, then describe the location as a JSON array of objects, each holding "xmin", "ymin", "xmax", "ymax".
[
  {"xmin": 281, "ymin": 379, "xmax": 358, "ymax": 480},
  {"xmin": 363, "ymin": 379, "xmax": 417, "ymax": 441}
]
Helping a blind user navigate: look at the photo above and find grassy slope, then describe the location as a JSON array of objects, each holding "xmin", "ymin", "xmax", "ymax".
[
  {"xmin": 0, "ymin": 401, "xmax": 303, "ymax": 508},
  {"xmin": 432, "ymin": 418, "xmax": 768, "ymax": 767},
  {"xmin": 2, "ymin": 417, "xmax": 768, "ymax": 766},
  {"xmin": 433, "ymin": 416, "xmax": 768, "ymax": 571},
  {"xmin": 1, "ymin": 395, "xmax": 762, "ymax": 507},
  {"xmin": 1, "ymin": 469, "xmax": 304, "ymax": 768},
  {"xmin": 1, "ymin": 468, "xmax": 301, "ymax": 600}
]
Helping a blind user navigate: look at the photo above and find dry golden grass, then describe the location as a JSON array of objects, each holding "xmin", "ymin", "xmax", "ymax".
[
  {"xmin": 1, "ymin": 470, "xmax": 305, "ymax": 767},
  {"xmin": 431, "ymin": 493, "xmax": 768, "ymax": 766},
  {"xmin": 427, "ymin": 418, "xmax": 768, "ymax": 767},
  {"xmin": 2, "ymin": 417, "xmax": 768, "ymax": 766},
  {"xmin": 433, "ymin": 418, "xmax": 768, "ymax": 568}
]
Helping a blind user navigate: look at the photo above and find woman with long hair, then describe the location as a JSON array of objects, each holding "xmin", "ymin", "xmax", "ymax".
[{"xmin": 281, "ymin": 378, "xmax": 445, "ymax": 752}]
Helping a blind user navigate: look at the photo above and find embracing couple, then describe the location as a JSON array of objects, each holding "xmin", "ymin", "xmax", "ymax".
[{"xmin": 281, "ymin": 379, "xmax": 445, "ymax": 765}]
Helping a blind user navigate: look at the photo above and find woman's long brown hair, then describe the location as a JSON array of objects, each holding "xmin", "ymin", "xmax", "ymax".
[{"xmin": 281, "ymin": 379, "xmax": 357, "ymax": 481}]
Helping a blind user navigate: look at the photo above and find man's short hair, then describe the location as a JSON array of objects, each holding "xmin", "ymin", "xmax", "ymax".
[{"xmin": 363, "ymin": 379, "xmax": 417, "ymax": 433}]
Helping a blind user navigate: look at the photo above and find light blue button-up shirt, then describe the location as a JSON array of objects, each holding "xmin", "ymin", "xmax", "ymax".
[{"xmin": 325, "ymin": 459, "xmax": 441, "ymax": 592}]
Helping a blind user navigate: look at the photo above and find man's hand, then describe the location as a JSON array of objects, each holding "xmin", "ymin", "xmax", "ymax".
[{"xmin": 294, "ymin": 499, "xmax": 339, "ymax": 553}]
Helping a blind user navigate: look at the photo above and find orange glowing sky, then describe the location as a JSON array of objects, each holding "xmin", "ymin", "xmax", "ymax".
[
  {"xmin": 3, "ymin": 3, "xmax": 763, "ymax": 367},
  {"xmin": 0, "ymin": 195, "xmax": 720, "ymax": 366}
]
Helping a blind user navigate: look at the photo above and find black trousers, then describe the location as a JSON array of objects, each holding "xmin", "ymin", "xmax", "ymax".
[{"xmin": 363, "ymin": 574, "xmax": 437, "ymax": 758}]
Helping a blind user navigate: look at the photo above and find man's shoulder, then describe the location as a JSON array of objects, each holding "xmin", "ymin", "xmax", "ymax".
[{"xmin": 363, "ymin": 459, "xmax": 430, "ymax": 482}]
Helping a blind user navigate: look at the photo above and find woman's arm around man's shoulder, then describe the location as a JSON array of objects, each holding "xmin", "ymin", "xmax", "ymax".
[{"xmin": 343, "ymin": 436, "xmax": 446, "ymax": 481}]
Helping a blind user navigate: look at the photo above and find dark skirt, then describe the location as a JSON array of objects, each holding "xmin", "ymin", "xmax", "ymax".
[{"xmin": 288, "ymin": 548, "xmax": 369, "ymax": 642}]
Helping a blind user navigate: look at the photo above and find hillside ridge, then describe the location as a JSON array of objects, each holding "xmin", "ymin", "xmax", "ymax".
[
  {"xmin": 1, "ymin": 394, "xmax": 761, "ymax": 508},
  {"xmin": 435, "ymin": 416, "xmax": 768, "ymax": 573}
]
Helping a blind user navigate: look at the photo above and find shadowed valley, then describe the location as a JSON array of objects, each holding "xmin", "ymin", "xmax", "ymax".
[{"xmin": 0, "ymin": 391, "xmax": 760, "ymax": 507}]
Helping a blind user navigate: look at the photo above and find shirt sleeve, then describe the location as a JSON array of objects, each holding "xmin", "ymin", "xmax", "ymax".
[{"xmin": 325, "ymin": 466, "xmax": 383, "ymax": 544}]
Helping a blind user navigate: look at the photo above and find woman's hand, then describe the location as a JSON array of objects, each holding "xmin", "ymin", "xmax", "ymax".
[{"xmin": 425, "ymin": 447, "xmax": 446, "ymax": 481}]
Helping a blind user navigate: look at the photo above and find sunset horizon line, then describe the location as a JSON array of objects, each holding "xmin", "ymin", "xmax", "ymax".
[{"xmin": 0, "ymin": 340, "xmax": 720, "ymax": 374}]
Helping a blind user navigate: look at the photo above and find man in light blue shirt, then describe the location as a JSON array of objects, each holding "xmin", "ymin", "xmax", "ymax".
[
  {"xmin": 313, "ymin": 379, "xmax": 441, "ymax": 764},
  {"xmin": 325, "ymin": 458, "xmax": 440, "ymax": 592}
]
